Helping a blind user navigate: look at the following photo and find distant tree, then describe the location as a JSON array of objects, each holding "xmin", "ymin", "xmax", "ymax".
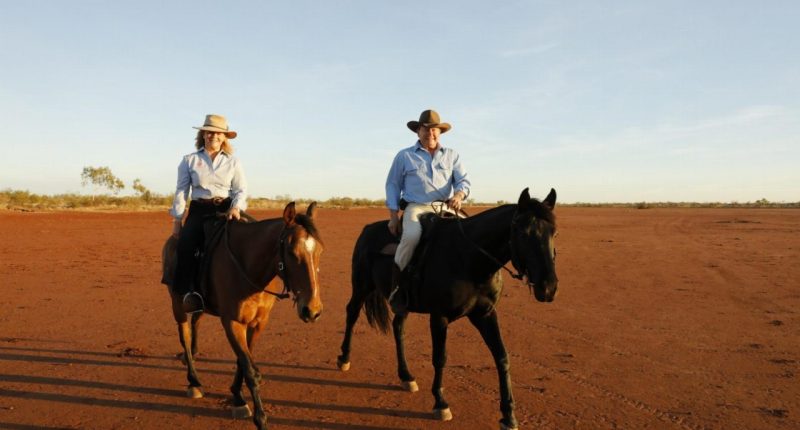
[
  {"xmin": 81, "ymin": 166, "xmax": 125, "ymax": 196},
  {"xmin": 132, "ymin": 178, "xmax": 153, "ymax": 203}
]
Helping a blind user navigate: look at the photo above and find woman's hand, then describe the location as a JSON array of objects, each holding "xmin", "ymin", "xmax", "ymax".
[
  {"xmin": 227, "ymin": 207, "xmax": 241, "ymax": 221},
  {"xmin": 171, "ymin": 219, "xmax": 182, "ymax": 238}
]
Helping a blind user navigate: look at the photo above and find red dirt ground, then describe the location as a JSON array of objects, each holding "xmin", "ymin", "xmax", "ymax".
[{"xmin": 0, "ymin": 207, "xmax": 798, "ymax": 429}]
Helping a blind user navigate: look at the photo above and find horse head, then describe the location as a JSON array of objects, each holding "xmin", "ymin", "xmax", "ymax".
[
  {"xmin": 280, "ymin": 202, "xmax": 324, "ymax": 322},
  {"xmin": 510, "ymin": 188, "xmax": 558, "ymax": 302}
]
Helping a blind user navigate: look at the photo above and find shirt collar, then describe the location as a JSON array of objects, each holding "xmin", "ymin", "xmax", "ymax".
[
  {"xmin": 415, "ymin": 140, "xmax": 443, "ymax": 153},
  {"xmin": 200, "ymin": 148, "xmax": 229, "ymax": 157}
]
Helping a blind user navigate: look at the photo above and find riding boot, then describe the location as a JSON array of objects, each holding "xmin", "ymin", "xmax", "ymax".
[
  {"xmin": 388, "ymin": 263, "xmax": 408, "ymax": 314},
  {"xmin": 176, "ymin": 251, "xmax": 205, "ymax": 314}
]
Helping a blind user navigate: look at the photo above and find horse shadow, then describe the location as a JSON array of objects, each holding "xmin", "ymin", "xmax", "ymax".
[{"xmin": 0, "ymin": 344, "xmax": 428, "ymax": 426}]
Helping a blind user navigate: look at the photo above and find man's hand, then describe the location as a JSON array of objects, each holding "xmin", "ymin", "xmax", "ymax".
[
  {"xmin": 446, "ymin": 191, "xmax": 466, "ymax": 212},
  {"xmin": 227, "ymin": 207, "xmax": 241, "ymax": 221},
  {"xmin": 387, "ymin": 210, "xmax": 401, "ymax": 237}
]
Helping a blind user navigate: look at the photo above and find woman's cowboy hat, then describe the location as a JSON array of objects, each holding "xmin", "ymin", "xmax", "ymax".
[
  {"xmin": 193, "ymin": 114, "xmax": 237, "ymax": 139},
  {"xmin": 407, "ymin": 109, "xmax": 451, "ymax": 133}
]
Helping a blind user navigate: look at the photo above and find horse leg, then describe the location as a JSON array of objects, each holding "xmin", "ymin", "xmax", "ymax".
[
  {"xmin": 223, "ymin": 319, "xmax": 267, "ymax": 430},
  {"xmin": 229, "ymin": 362, "xmax": 251, "ymax": 419},
  {"xmin": 177, "ymin": 321, "xmax": 203, "ymax": 399},
  {"xmin": 392, "ymin": 312, "xmax": 417, "ymax": 392},
  {"xmin": 337, "ymin": 289, "xmax": 367, "ymax": 371},
  {"xmin": 468, "ymin": 310, "xmax": 518, "ymax": 430},
  {"xmin": 429, "ymin": 315, "xmax": 452, "ymax": 421},
  {"xmin": 190, "ymin": 312, "xmax": 201, "ymax": 357},
  {"xmin": 228, "ymin": 327, "xmax": 262, "ymax": 419}
]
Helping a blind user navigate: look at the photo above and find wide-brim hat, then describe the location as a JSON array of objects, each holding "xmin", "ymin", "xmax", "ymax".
[
  {"xmin": 407, "ymin": 109, "xmax": 451, "ymax": 133},
  {"xmin": 193, "ymin": 114, "xmax": 237, "ymax": 139}
]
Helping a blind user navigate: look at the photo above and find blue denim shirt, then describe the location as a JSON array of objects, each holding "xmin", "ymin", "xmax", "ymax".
[
  {"xmin": 169, "ymin": 149, "xmax": 248, "ymax": 220},
  {"xmin": 385, "ymin": 141, "xmax": 471, "ymax": 211}
]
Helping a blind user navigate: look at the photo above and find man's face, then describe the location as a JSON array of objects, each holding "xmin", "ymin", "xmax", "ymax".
[{"xmin": 417, "ymin": 125, "xmax": 441, "ymax": 149}]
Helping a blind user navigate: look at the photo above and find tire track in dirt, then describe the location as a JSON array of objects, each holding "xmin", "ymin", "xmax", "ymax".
[
  {"xmin": 508, "ymin": 350, "xmax": 709, "ymax": 430},
  {"xmin": 442, "ymin": 303, "xmax": 711, "ymax": 429}
]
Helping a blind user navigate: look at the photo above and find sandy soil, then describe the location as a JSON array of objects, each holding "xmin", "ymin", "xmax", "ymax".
[{"xmin": 0, "ymin": 207, "xmax": 798, "ymax": 430}]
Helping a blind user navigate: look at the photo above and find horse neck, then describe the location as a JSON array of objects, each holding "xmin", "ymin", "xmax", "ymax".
[
  {"xmin": 230, "ymin": 219, "xmax": 285, "ymax": 282},
  {"xmin": 459, "ymin": 204, "xmax": 516, "ymax": 271}
]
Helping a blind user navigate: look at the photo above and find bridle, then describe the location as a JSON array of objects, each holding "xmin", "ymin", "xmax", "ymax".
[
  {"xmin": 444, "ymin": 203, "xmax": 526, "ymax": 281},
  {"xmin": 222, "ymin": 221, "xmax": 297, "ymax": 300}
]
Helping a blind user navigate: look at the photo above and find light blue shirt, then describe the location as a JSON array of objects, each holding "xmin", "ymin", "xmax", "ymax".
[
  {"xmin": 385, "ymin": 141, "xmax": 471, "ymax": 211},
  {"xmin": 169, "ymin": 149, "xmax": 248, "ymax": 220}
]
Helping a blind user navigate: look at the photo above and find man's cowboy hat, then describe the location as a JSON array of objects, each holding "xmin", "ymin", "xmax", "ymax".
[
  {"xmin": 193, "ymin": 114, "xmax": 237, "ymax": 139},
  {"xmin": 407, "ymin": 109, "xmax": 451, "ymax": 133}
]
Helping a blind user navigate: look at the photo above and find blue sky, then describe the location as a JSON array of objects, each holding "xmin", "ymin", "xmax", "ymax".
[{"xmin": 2, "ymin": 1, "xmax": 798, "ymax": 203}]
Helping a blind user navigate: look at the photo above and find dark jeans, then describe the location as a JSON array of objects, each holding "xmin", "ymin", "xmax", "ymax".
[{"xmin": 174, "ymin": 199, "xmax": 231, "ymax": 296}]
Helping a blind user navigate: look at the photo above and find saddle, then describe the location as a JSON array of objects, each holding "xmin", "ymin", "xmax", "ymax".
[
  {"xmin": 380, "ymin": 208, "xmax": 465, "ymax": 290},
  {"xmin": 161, "ymin": 214, "xmax": 250, "ymax": 294}
]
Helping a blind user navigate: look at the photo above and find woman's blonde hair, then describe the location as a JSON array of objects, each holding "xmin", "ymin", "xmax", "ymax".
[{"xmin": 195, "ymin": 130, "xmax": 234, "ymax": 154}]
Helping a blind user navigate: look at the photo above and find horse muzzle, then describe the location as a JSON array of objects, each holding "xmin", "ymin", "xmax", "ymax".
[
  {"xmin": 531, "ymin": 279, "xmax": 558, "ymax": 303},
  {"xmin": 299, "ymin": 302, "xmax": 323, "ymax": 323}
]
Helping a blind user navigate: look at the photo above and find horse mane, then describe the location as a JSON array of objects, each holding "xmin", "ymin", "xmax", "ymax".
[
  {"xmin": 529, "ymin": 199, "xmax": 557, "ymax": 227},
  {"xmin": 466, "ymin": 199, "xmax": 556, "ymax": 227},
  {"xmin": 294, "ymin": 213, "xmax": 323, "ymax": 243}
]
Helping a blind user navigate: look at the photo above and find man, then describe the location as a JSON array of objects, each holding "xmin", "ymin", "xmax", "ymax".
[{"xmin": 385, "ymin": 109, "xmax": 471, "ymax": 313}]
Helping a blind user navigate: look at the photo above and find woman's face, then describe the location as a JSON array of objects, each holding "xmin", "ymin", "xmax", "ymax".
[{"xmin": 203, "ymin": 131, "xmax": 226, "ymax": 152}]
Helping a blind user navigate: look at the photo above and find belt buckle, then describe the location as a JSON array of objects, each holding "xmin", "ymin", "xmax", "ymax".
[{"xmin": 211, "ymin": 197, "xmax": 225, "ymax": 206}]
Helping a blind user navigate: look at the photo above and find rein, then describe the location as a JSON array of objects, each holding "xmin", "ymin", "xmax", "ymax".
[
  {"xmin": 222, "ymin": 221, "xmax": 292, "ymax": 300},
  {"xmin": 432, "ymin": 201, "xmax": 525, "ymax": 281}
]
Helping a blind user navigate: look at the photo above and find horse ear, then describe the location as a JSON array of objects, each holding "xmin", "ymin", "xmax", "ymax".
[
  {"xmin": 306, "ymin": 201, "xmax": 317, "ymax": 219},
  {"xmin": 517, "ymin": 188, "xmax": 531, "ymax": 209},
  {"xmin": 543, "ymin": 188, "xmax": 557, "ymax": 209},
  {"xmin": 283, "ymin": 202, "xmax": 297, "ymax": 225}
]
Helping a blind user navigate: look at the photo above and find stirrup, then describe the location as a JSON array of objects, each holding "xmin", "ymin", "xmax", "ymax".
[
  {"xmin": 388, "ymin": 286, "xmax": 407, "ymax": 314},
  {"xmin": 388, "ymin": 286, "xmax": 401, "ymax": 303},
  {"xmin": 182, "ymin": 292, "xmax": 205, "ymax": 314}
]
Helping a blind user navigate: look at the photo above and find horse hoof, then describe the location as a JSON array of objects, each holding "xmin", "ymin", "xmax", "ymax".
[
  {"xmin": 231, "ymin": 404, "xmax": 253, "ymax": 419},
  {"xmin": 186, "ymin": 387, "xmax": 203, "ymax": 399},
  {"xmin": 500, "ymin": 423, "xmax": 519, "ymax": 430},
  {"xmin": 402, "ymin": 380, "xmax": 419, "ymax": 392},
  {"xmin": 433, "ymin": 407, "xmax": 452, "ymax": 421},
  {"xmin": 337, "ymin": 359, "xmax": 350, "ymax": 372}
]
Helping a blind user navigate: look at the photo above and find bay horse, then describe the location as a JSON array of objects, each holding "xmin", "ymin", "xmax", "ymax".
[
  {"xmin": 337, "ymin": 188, "xmax": 557, "ymax": 430},
  {"xmin": 161, "ymin": 202, "xmax": 323, "ymax": 430}
]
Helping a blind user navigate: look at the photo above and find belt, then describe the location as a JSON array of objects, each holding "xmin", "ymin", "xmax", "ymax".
[{"xmin": 193, "ymin": 197, "xmax": 231, "ymax": 206}]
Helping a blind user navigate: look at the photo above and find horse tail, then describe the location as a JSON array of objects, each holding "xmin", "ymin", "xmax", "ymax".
[
  {"xmin": 363, "ymin": 287, "xmax": 391, "ymax": 333},
  {"xmin": 161, "ymin": 235, "xmax": 178, "ymax": 286},
  {"xmin": 352, "ymin": 222, "xmax": 392, "ymax": 334}
]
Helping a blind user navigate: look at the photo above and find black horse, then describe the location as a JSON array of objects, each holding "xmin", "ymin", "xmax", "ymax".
[{"xmin": 337, "ymin": 188, "xmax": 557, "ymax": 430}]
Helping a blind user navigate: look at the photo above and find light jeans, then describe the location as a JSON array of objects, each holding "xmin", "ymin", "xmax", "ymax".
[{"xmin": 394, "ymin": 203, "xmax": 437, "ymax": 270}]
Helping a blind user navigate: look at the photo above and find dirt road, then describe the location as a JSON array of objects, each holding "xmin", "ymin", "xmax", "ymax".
[{"xmin": 1, "ymin": 207, "xmax": 797, "ymax": 429}]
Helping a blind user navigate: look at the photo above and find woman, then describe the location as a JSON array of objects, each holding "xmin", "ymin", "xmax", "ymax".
[{"xmin": 170, "ymin": 114, "xmax": 248, "ymax": 314}]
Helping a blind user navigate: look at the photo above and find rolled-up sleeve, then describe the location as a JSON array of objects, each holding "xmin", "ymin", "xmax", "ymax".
[
  {"xmin": 169, "ymin": 157, "xmax": 191, "ymax": 220},
  {"xmin": 451, "ymin": 152, "xmax": 470, "ymax": 199},
  {"xmin": 230, "ymin": 158, "xmax": 248, "ymax": 212},
  {"xmin": 385, "ymin": 152, "xmax": 404, "ymax": 211}
]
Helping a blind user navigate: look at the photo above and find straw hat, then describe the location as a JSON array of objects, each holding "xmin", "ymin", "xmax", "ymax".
[
  {"xmin": 407, "ymin": 109, "xmax": 451, "ymax": 133},
  {"xmin": 193, "ymin": 114, "xmax": 237, "ymax": 139}
]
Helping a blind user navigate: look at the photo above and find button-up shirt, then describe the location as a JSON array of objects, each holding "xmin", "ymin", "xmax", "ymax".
[
  {"xmin": 385, "ymin": 141, "xmax": 471, "ymax": 211},
  {"xmin": 169, "ymin": 149, "xmax": 248, "ymax": 220}
]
